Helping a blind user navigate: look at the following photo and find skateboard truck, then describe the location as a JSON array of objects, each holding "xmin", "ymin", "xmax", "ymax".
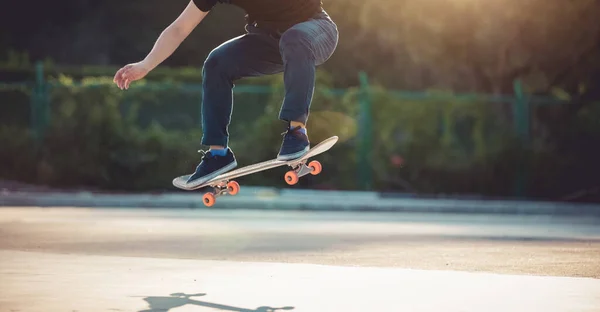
[
  {"xmin": 201, "ymin": 180, "xmax": 240, "ymax": 207},
  {"xmin": 284, "ymin": 159, "xmax": 322, "ymax": 185},
  {"xmin": 201, "ymin": 160, "xmax": 323, "ymax": 208}
]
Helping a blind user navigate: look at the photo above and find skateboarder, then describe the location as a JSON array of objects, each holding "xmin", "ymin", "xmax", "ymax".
[{"xmin": 113, "ymin": 0, "xmax": 339, "ymax": 186}]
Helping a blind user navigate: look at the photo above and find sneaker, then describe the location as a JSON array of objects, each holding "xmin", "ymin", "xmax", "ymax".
[
  {"xmin": 186, "ymin": 148, "xmax": 238, "ymax": 186},
  {"xmin": 277, "ymin": 125, "xmax": 310, "ymax": 161}
]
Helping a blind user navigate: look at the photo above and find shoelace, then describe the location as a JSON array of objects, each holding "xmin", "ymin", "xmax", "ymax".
[
  {"xmin": 196, "ymin": 149, "xmax": 216, "ymax": 161},
  {"xmin": 193, "ymin": 150, "xmax": 214, "ymax": 171},
  {"xmin": 281, "ymin": 126, "xmax": 303, "ymax": 137}
]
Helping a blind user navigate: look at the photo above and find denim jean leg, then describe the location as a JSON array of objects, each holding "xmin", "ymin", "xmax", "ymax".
[
  {"xmin": 200, "ymin": 33, "xmax": 283, "ymax": 147},
  {"xmin": 278, "ymin": 14, "xmax": 339, "ymax": 124}
]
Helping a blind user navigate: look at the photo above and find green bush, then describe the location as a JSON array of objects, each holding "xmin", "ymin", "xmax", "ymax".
[
  {"xmin": 0, "ymin": 71, "xmax": 526, "ymax": 194},
  {"xmin": 0, "ymin": 62, "xmax": 280, "ymax": 85},
  {"xmin": 0, "ymin": 86, "xmax": 30, "ymax": 127},
  {"xmin": 526, "ymin": 100, "xmax": 600, "ymax": 200},
  {"xmin": 331, "ymin": 86, "xmax": 527, "ymax": 195},
  {"xmin": 3, "ymin": 68, "xmax": 599, "ymax": 199},
  {"xmin": 0, "ymin": 125, "xmax": 37, "ymax": 182},
  {"xmin": 0, "ymin": 77, "xmax": 202, "ymax": 191}
]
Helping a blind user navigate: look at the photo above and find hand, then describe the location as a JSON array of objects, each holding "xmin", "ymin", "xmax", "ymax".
[{"xmin": 113, "ymin": 61, "xmax": 151, "ymax": 90}]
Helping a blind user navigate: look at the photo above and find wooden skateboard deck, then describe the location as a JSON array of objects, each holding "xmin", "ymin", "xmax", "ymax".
[{"xmin": 172, "ymin": 135, "xmax": 338, "ymax": 206}]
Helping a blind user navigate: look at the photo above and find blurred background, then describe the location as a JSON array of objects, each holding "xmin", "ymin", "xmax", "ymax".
[
  {"xmin": 1, "ymin": 3, "xmax": 600, "ymax": 310},
  {"xmin": 1, "ymin": 0, "xmax": 600, "ymax": 203}
]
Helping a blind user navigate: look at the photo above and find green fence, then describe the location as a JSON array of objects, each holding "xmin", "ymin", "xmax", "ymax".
[{"xmin": 0, "ymin": 61, "xmax": 566, "ymax": 196}]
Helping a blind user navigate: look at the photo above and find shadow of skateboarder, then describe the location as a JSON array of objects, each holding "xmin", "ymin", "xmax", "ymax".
[{"xmin": 138, "ymin": 292, "xmax": 295, "ymax": 312}]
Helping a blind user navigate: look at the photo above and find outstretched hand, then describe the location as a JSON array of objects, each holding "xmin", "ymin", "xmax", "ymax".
[{"xmin": 113, "ymin": 61, "xmax": 151, "ymax": 90}]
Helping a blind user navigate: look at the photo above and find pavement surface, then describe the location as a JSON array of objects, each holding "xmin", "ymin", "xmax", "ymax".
[{"xmin": 1, "ymin": 207, "xmax": 600, "ymax": 311}]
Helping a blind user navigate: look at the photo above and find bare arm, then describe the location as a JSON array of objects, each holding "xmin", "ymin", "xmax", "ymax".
[
  {"xmin": 114, "ymin": 1, "xmax": 209, "ymax": 89},
  {"xmin": 141, "ymin": 0, "xmax": 209, "ymax": 70}
]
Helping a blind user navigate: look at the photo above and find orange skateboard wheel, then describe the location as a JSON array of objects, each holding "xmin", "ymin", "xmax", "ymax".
[
  {"xmin": 308, "ymin": 160, "xmax": 322, "ymax": 175},
  {"xmin": 202, "ymin": 192, "xmax": 216, "ymax": 207},
  {"xmin": 227, "ymin": 181, "xmax": 240, "ymax": 195},
  {"xmin": 285, "ymin": 171, "xmax": 299, "ymax": 185}
]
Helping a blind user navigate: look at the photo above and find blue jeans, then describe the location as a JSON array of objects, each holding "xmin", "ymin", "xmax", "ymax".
[{"xmin": 200, "ymin": 11, "xmax": 339, "ymax": 147}]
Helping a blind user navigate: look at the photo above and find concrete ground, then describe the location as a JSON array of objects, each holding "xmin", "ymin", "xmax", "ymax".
[{"xmin": 1, "ymin": 207, "xmax": 599, "ymax": 311}]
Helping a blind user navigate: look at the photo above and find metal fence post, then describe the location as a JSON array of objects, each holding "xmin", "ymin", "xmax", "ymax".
[
  {"xmin": 512, "ymin": 79, "xmax": 530, "ymax": 197},
  {"xmin": 357, "ymin": 71, "xmax": 373, "ymax": 190},
  {"xmin": 40, "ymin": 61, "xmax": 50, "ymax": 140},
  {"xmin": 30, "ymin": 61, "xmax": 43, "ymax": 143}
]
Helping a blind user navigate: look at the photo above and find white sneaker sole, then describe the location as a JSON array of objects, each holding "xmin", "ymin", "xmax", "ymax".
[
  {"xmin": 186, "ymin": 161, "xmax": 238, "ymax": 187},
  {"xmin": 277, "ymin": 146, "xmax": 310, "ymax": 161}
]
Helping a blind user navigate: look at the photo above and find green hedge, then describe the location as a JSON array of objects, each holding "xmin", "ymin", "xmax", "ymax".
[
  {"xmin": 0, "ymin": 62, "xmax": 280, "ymax": 85},
  {"xmin": 2, "ymin": 69, "xmax": 600, "ymax": 199},
  {"xmin": 0, "ymin": 72, "xmax": 356, "ymax": 191}
]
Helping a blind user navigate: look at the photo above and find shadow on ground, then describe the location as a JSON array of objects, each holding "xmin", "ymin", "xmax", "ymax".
[{"xmin": 137, "ymin": 292, "xmax": 295, "ymax": 312}]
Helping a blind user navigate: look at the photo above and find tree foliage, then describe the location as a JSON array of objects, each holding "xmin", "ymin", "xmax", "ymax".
[{"xmin": 2, "ymin": 0, "xmax": 599, "ymax": 94}]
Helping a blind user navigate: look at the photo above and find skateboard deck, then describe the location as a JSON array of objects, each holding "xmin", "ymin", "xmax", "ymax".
[{"xmin": 172, "ymin": 135, "xmax": 338, "ymax": 207}]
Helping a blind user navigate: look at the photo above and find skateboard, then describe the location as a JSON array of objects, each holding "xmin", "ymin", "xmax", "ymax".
[{"xmin": 172, "ymin": 135, "xmax": 338, "ymax": 207}]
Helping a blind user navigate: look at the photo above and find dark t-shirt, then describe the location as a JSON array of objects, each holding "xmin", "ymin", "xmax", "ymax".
[{"xmin": 193, "ymin": 0, "xmax": 323, "ymax": 32}]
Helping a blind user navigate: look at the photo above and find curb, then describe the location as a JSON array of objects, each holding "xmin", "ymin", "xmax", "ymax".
[{"xmin": 2, "ymin": 187, "xmax": 600, "ymax": 216}]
